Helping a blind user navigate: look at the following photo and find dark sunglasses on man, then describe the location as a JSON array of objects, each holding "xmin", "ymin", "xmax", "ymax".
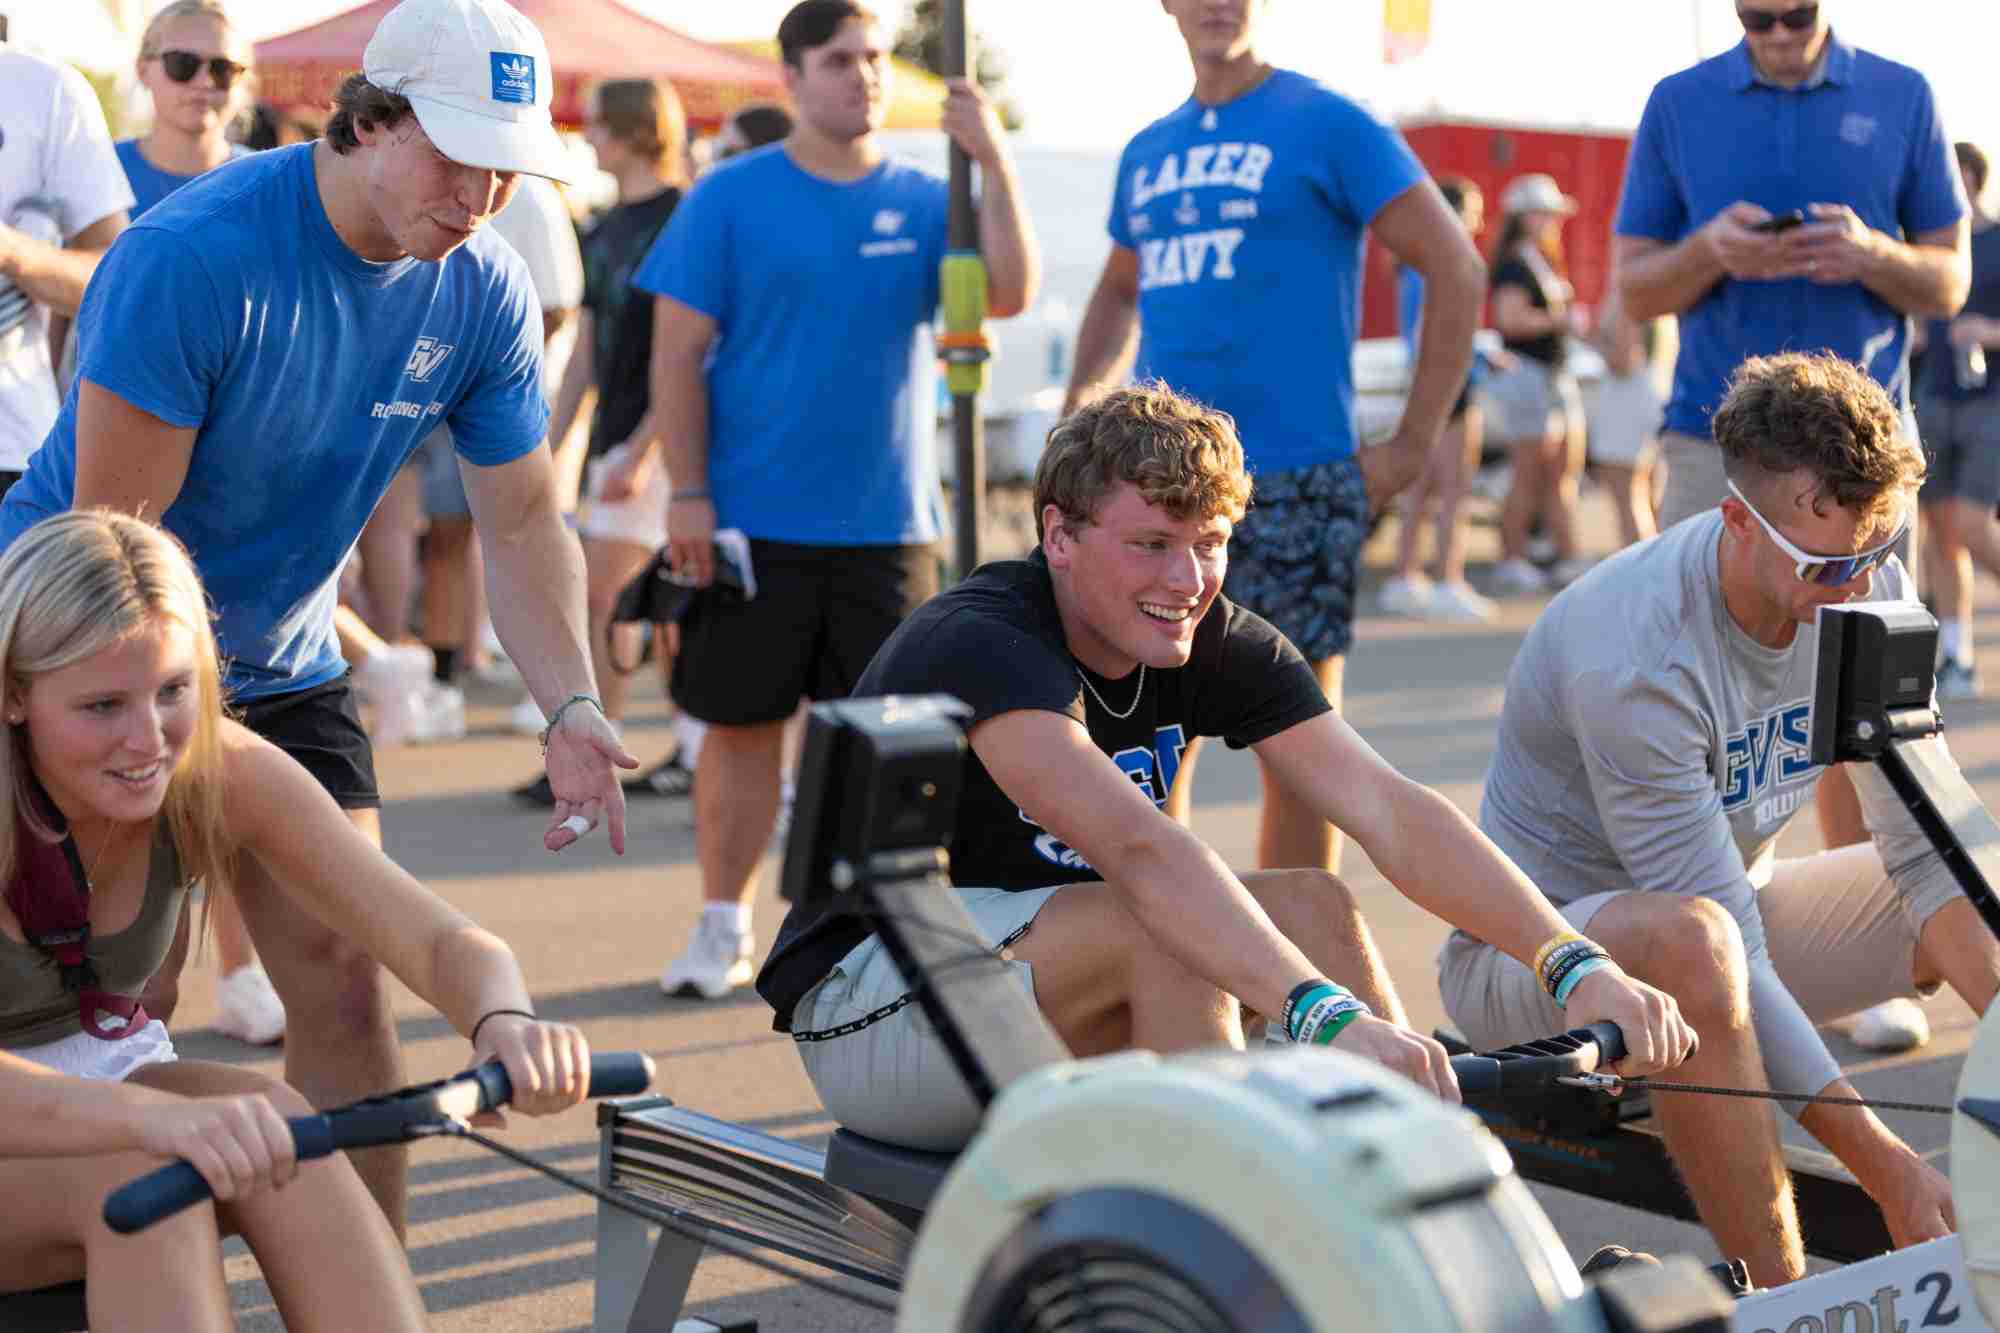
[
  {"xmin": 155, "ymin": 49, "xmax": 247, "ymax": 90},
  {"xmin": 1737, "ymin": 4, "xmax": 1819, "ymax": 33}
]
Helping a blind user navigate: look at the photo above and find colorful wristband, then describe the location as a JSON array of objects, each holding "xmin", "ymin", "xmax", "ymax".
[
  {"xmin": 1554, "ymin": 955, "xmax": 1615, "ymax": 1009},
  {"xmin": 1281, "ymin": 979, "xmax": 1345, "ymax": 1041},
  {"xmin": 1533, "ymin": 931, "xmax": 1587, "ymax": 978},
  {"xmin": 1295, "ymin": 993, "xmax": 1372, "ymax": 1046}
]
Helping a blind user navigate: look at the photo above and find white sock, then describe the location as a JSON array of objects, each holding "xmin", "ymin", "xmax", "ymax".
[
  {"xmin": 704, "ymin": 901, "xmax": 751, "ymax": 935},
  {"xmin": 675, "ymin": 714, "xmax": 706, "ymax": 769},
  {"xmin": 1942, "ymin": 620, "xmax": 1973, "ymax": 668}
]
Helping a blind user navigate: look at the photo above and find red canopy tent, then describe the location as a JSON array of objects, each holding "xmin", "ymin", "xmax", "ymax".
[{"xmin": 253, "ymin": 0, "xmax": 787, "ymax": 130}]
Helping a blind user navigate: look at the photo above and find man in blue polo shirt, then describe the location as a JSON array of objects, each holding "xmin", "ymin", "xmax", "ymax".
[
  {"xmin": 1612, "ymin": 0, "xmax": 1971, "ymax": 1055},
  {"xmin": 1615, "ymin": 0, "xmax": 1968, "ymax": 530},
  {"xmin": 1063, "ymin": 0, "xmax": 1486, "ymax": 876},
  {"xmin": 635, "ymin": 0, "xmax": 1036, "ymax": 998},
  {"xmin": 0, "ymin": 0, "xmax": 634, "ymax": 1235}
]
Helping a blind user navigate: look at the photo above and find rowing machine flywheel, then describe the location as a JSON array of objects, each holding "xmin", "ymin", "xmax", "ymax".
[{"xmin": 899, "ymin": 1046, "xmax": 1596, "ymax": 1333}]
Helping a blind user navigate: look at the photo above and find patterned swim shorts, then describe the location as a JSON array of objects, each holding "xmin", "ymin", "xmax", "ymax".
[{"xmin": 1223, "ymin": 456, "xmax": 1369, "ymax": 662}]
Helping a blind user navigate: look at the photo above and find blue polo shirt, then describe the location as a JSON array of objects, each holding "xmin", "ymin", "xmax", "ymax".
[
  {"xmin": 1108, "ymin": 69, "xmax": 1425, "ymax": 475},
  {"xmin": 1616, "ymin": 35, "xmax": 1965, "ymax": 438}
]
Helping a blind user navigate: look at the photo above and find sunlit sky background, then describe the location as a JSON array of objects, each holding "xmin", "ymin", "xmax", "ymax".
[{"xmin": 9, "ymin": 1, "xmax": 2000, "ymax": 157}]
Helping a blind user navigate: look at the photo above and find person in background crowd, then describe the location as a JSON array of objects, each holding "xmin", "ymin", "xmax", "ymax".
[
  {"xmin": 1485, "ymin": 173, "xmax": 1589, "ymax": 595},
  {"xmin": 1919, "ymin": 141, "xmax": 2000, "ymax": 703},
  {"xmin": 712, "ymin": 103, "xmax": 794, "ymax": 165},
  {"xmin": 116, "ymin": 2, "xmax": 253, "ymax": 221},
  {"xmin": 0, "ymin": 39, "xmax": 130, "ymax": 500},
  {"xmin": 1585, "ymin": 287, "xmax": 1668, "ymax": 551},
  {"xmin": 114, "ymin": 0, "xmax": 288, "ymax": 1048},
  {"xmin": 1379, "ymin": 174, "xmax": 1499, "ymax": 623},
  {"xmin": 515, "ymin": 78, "xmax": 695, "ymax": 806},
  {"xmin": 1614, "ymin": 0, "xmax": 1972, "ymax": 1053},
  {"xmin": 1063, "ymin": 0, "xmax": 1485, "ymax": 876},
  {"xmin": 640, "ymin": 0, "xmax": 1037, "ymax": 998}
]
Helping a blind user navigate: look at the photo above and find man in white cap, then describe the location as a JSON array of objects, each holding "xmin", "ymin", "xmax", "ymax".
[{"xmin": 0, "ymin": 0, "xmax": 630, "ymax": 1234}]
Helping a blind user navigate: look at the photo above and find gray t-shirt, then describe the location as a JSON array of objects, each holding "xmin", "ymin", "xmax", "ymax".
[{"xmin": 1476, "ymin": 510, "xmax": 1958, "ymax": 1099}]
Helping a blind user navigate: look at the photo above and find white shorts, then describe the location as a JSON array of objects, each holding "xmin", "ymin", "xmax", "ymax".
[
  {"xmin": 577, "ymin": 442, "xmax": 669, "ymax": 549},
  {"xmin": 1437, "ymin": 842, "xmax": 1952, "ymax": 1053},
  {"xmin": 792, "ymin": 884, "xmax": 1060, "ymax": 1152},
  {"xmin": 1484, "ymin": 359, "xmax": 1582, "ymax": 442},
  {"xmin": 1584, "ymin": 369, "xmax": 1663, "ymax": 467},
  {"xmin": 9, "ymin": 1019, "xmax": 178, "ymax": 1082}
]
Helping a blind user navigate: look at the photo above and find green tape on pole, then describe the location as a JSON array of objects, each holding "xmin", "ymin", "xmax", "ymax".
[{"xmin": 940, "ymin": 249, "xmax": 990, "ymax": 397}]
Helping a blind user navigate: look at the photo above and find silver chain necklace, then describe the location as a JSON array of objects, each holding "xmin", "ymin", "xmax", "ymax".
[{"xmin": 1076, "ymin": 663, "xmax": 1146, "ymax": 720}]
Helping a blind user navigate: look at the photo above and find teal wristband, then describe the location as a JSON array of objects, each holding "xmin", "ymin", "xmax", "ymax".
[
  {"xmin": 1554, "ymin": 955, "xmax": 1615, "ymax": 1009},
  {"xmin": 1281, "ymin": 981, "xmax": 1344, "ymax": 1041},
  {"xmin": 1293, "ymin": 991, "xmax": 1372, "ymax": 1046}
]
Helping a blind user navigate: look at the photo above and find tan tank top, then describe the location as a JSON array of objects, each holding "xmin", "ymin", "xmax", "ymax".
[{"xmin": 0, "ymin": 827, "xmax": 188, "ymax": 1047}]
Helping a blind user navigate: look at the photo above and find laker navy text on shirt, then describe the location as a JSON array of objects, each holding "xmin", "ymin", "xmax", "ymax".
[{"xmin": 1126, "ymin": 142, "xmax": 1273, "ymax": 294}]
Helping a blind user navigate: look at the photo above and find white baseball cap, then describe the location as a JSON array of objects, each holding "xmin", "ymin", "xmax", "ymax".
[
  {"xmin": 364, "ymin": 0, "xmax": 573, "ymax": 185},
  {"xmin": 1500, "ymin": 174, "xmax": 1578, "ymax": 218}
]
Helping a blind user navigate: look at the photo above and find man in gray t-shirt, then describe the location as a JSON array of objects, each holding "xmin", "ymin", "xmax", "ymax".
[{"xmin": 1441, "ymin": 352, "xmax": 1999, "ymax": 1288}]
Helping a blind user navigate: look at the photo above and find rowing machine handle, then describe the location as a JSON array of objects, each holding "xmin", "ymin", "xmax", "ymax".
[
  {"xmin": 103, "ymin": 1114, "xmax": 336, "ymax": 1235},
  {"xmin": 1448, "ymin": 1022, "xmax": 1627, "ymax": 1096},
  {"xmin": 104, "ymin": 1053, "xmax": 655, "ymax": 1234}
]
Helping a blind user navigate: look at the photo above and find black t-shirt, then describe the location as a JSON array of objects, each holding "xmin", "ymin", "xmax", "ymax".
[
  {"xmin": 581, "ymin": 186, "xmax": 682, "ymax": 456},
  {"xmin": 754, "ymin": 549, "xmax": 1331, "ymax": 1030},
  {"xmin": 1492, "ymin": 253, "xmax": 1566, "ymax": 369}
]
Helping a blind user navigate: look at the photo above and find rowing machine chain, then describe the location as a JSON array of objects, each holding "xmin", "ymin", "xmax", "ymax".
[{"xmin": 1559, "ymin": 1072, "xmax": 1952, "ymax": 1115}]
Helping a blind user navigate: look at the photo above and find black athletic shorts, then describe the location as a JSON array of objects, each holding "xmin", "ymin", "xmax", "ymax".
[
  {"xmin": 235, "ymin": 675, "xmax": 381, "ymax": 809},
  {"xmin": 673, "ymin": 540, "xmax": 940, "ymax": 727}
]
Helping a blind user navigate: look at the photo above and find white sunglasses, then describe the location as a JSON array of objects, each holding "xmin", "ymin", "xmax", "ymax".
[{"xmin": 1725, "ymin": 481, "xmax": 1906, "ymax": 587}]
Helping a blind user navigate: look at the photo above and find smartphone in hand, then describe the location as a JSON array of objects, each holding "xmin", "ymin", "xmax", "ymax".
[{"xmin": 1750, "ymin": 210, "xmax": 1806, "ymax": 234}]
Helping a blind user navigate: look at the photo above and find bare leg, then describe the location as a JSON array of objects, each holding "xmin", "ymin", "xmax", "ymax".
[
  {"xmin": 1946, "ymin": 494, "xmax": 2000, "ymax": 585},
  {"xmin": 234, "ymin": 808, "xmax": 408, "ymax": 1237},
  {"xmin": 1926, "ymin": 503, "xmax": 1971, "ymax": 658},
  {"xmin": 695, "ymin": 720, "xmax": 786, "ymax": 906},
  {"xmin": 129, "ymin": 1062, "xmax": 427, "ymax": 1331},
  {"xmin": 1255, "ymin": 655, "xmax": 1344, "ymax": 872},
  {"xmin": 1236, "ymin": 867, "xmax": 1409, "ymax": 1025},
  {"xmin": 1543, "ymin": 414, "xmax": 1586, "ymax": 562},
  {"xmin": 1585, "ymin": 892, "xmax": 1803, "ymax": 1285},
  {"xmin": 354, "ymin": 464, "xmax": 423, "ymax": 640},
  {"xmin": 582, "ymin": 535, "xmax": 656, "ymax": 725},
  {"xmin": 1598, "ymin": 462, "xmax": 1657, "ymax": 548},
  {"xmin": 1916, "ymin": 896, "xmax": 2000, "ymax": 1014},
  {"xmin": 419, "ymin": 515, "xmax": 474, "ymax": 677},
  {"xmin": 1498, "ymin": 435, "xmax": 1541, "ymax": 563},
  {"xmin": 1433, "ymin": 409, "xmax": 1482, "ymax": 585},
  {"xmin": 1815, "ymin": 763, "xmax": 1869, "ymax": 850}
]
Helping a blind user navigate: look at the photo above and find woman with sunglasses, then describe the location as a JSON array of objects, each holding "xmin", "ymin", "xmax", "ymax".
[
  {"xmin": 118, "ymin": 2, "xmax": 255, "ymax": 222},
  {"xmin": 114, "ymin": 1, "xmax": 288, "ymax": 1054},
  {"xmin": 0, "ymin": 510, "xmax": 593, "ymax": 1329},
  {"xmin": 1439, "ymin": 352, "xmax": 1997, "ymax": 1288}
]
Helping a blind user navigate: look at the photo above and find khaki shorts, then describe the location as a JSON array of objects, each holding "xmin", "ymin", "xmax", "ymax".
[
  {"xmin": 1437, "ymin": 842, "xmax": 1951, "ymax": 1053},
  {"xmin": 792, "ymin": 884, "xmax": 1060, "ymax": 1152}
]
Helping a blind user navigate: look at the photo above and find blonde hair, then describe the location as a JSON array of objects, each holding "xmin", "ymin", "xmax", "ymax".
[
  {"xmin": 138, "ymin": 0, "xmax": 245, "ymax": 59},
  {"xmin": 594, "ymin": 79, "xmax": 688, "ymax": 180},
  {"xmin": 1035, "ymin": 383, "xmax": 1254, "ymax": 543},
  {"xmin": 0, "ymin": 512, "xmax": 232, "ymax": 903}
]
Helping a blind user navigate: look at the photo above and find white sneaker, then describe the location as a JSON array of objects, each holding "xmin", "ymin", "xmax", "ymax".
[
  {"xmin": 660, "ymin": 918, "xmax": 754, "ymax": 1000},
  {"xmin": 213, "ymin": 964, "xmax": 286, "ymax": 1045},
  {"xmin": 416, "ymin": 683, "xmax": 467, "ymax": 742},
  {"xmin": 369, "ymin": 688, "xmax": 427, "ymax": 746},
  {"xmin": 508, "ymin": 695, "xmax": 547, "ymax": 737},
  {"xmin": 1847, "ymin": 998, "xmax": 1931, "ymax": 1053},
  {"xmin": 1376, "ymin": 574, "xmax": 1434, "ymax": 617},
  {"xmin": 1423, "ymin": 579, "xmax": 1498, "ymax": 623},
  {"xmin": 352, "ymin": 644, "xmax": 432, "ymax": 704},
  {"xmin": 1488, "ymin": 558, "xmax": 1549, "ymax": 595}
]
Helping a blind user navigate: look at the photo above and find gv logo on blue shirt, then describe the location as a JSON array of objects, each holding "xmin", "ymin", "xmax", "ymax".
[
  {"xmin": 490, "ymin": 53, "xmax": 535, "ymax": 106},
  {"xmin": 1720, "ymin": 702, "xmax": 1816, "ymax": 813}
]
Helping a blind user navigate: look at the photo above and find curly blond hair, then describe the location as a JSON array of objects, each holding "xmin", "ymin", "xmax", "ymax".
[{"xmin": 1034, "ymin": 383, "xmax": 1253, "ymax": 543}]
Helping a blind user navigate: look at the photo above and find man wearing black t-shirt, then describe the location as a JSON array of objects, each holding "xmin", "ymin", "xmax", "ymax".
[{"xmin": 756, "ymin": 384, "xmax": 1692, "ymax": 1151}]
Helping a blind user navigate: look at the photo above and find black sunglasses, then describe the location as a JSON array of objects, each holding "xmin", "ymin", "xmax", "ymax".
[
  {"xmin": 156, "ymin": 49, "xmax": 246, "ymax": 90},
  {"xmin": 1737, "ymin": 4, "xmax": 1819, "ymax": 33}
]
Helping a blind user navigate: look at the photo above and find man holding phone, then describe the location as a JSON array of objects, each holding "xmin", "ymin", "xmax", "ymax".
[{"xmin": 1615, "ymin": 0, "xmax": 1969, "ymax": 532}]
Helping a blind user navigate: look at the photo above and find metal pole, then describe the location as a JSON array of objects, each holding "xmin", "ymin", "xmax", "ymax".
[{"xmin": 940, "ymin": 0, "xmax": 988, "ymax": 582}]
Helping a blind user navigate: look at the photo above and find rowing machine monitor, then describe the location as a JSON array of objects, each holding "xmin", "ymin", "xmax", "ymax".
[
  {"xmin": 1809, "ymin": 602, "xmax": 1940, "ymax": 764},
  {"xmin": 778, "ymin": 695, "xmax": 1067, "ymax": 1108}
]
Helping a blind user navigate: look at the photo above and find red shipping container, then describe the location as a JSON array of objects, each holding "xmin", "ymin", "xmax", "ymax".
[{"xmin": 1361, "ymin": 118, "xmax": 1634, "ymax": 340}]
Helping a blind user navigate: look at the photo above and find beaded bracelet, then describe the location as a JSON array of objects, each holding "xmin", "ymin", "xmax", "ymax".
[{"xmin": 538, "ymin": 693, "xmax": 604, "ymax": 755}]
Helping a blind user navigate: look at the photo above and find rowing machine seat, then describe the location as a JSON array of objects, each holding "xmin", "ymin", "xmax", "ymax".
[
  {"xmin": 0, "ymin": 1280, "xmax": 87, "ymax": 1331},
  {"xmin": 823, "ymin": 1129, "xmax": 958, "ymax": 1220}
]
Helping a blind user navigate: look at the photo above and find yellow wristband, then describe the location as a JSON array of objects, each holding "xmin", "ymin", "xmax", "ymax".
[{"xmin": 1533, "ymin": 931, "xmax": 1587, "ymax": 978}]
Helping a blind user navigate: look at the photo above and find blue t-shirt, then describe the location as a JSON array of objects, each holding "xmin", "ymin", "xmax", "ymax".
[
  {"xmin": 0, "ymin": 144, "xmax": 547, "ymax": 699},
  {"xmin": 634, "ymin": 145, "xmax": 947, "ymax": 545},
  {"xmin": 1616, "ymin": 37, "xmax": 1965, "ymax": 438},
  {"xmin": 114, "ymin": 139, "xmax": 251, "ymax": 219},
  {"xmin": 1919, "ymin": 223, "xmax": 2000, "ymax": 401},
  {"xmin": 1108, "ymin": 69, "xmax": 1425, "ymax": 475}
]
